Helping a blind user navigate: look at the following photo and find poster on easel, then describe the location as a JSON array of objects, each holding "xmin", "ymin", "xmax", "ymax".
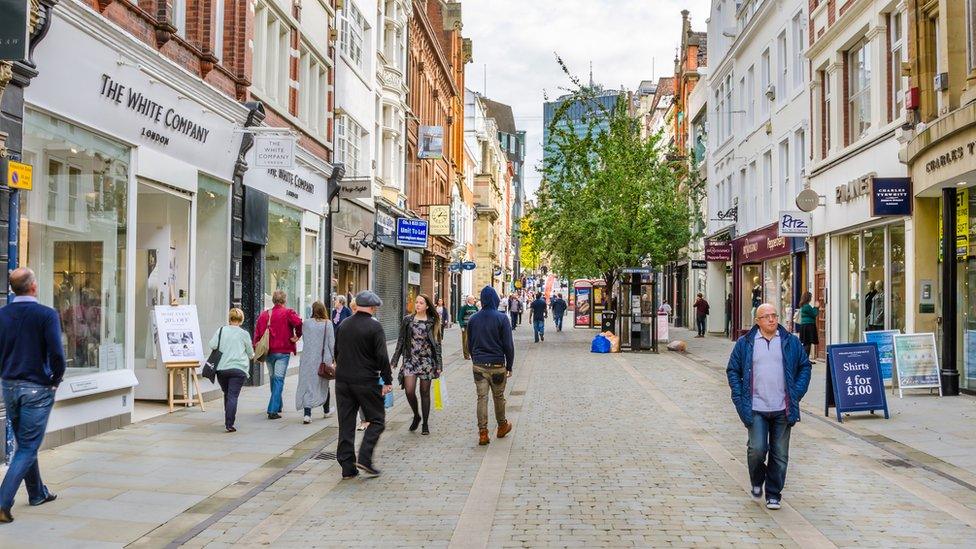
[
  {"xmin": 153, "ymin": 305, "xmax": 205, "ymax": 364},
  {"xmin": 864, "ymin": 330, "xmax": 899, "ymax": 385},
  {"xmin": 892, "ymin": 333, "xmax": 942, "ymax": 398}
]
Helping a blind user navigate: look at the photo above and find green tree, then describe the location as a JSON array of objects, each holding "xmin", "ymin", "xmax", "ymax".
[
  {"xmin": 532, "ymin": 59, "xmax": 693, "ymax": 289},
  {"xmin": 519, "ymin": 215, "xmax": 541, "ymax": 273}
]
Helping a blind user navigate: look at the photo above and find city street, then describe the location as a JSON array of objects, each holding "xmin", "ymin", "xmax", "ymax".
[{"xmin": 3, "ymin": 322, "xmax": 976, "ymax": 547}]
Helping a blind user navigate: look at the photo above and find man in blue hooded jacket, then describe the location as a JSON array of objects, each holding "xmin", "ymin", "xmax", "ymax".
[
  {"xmin": 466, "ymin": 286, "xmax": 515, "ymax": 446},
  {"xmin": 726, "ymin": 302, "xmax": 811, "ymax": 511}
]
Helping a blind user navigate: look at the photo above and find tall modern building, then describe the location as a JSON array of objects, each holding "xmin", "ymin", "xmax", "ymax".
[{"xmin": 542, "ymin": 85, "xmax": 623, "ymax": 170}]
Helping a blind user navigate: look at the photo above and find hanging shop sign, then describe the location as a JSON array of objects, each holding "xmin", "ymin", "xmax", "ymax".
[
  {"xmin": 0, "ymin": 0, "xmax": 29, "ymax": 61},
  {"xmin": 778, "ymin": 210, "xmax": 812, "ymax": 237},
  {"xmin": 869, "ymin": 177, "xmax": 912, "ymax": 216},
  {"xmin": 243, "ymin": 156, "xmax": 329, "ymax": 214},
  {"xmin": 429, "ymin": 205, "xmax": 451, "ymax": 236},
  {"xmin": 396, "ymin": 218, "xmax": 429, "ymax": 248},
  {"xmin": 461, "ymin": 261, "xmax": 477, "ymax": 271},
  {"xmin": 691, "ymin": 260, "xmax": 707, "ymax": 269},
  {"xmin": 337, "ymin": 178, "xmax": 372, "ymax": 200},
  {"xmin": 153, "ymin": 305, "xmax": 205, "ymax": 364},
  {"xmin": 448, "ymin": 263, "xmax": 462, "ymax": 273},
  {"xmin": 704, "ymin": 241, "xmax": 732, "ymax": 261},
  {"xmin": 824, "ymin": 343, "xmax": 890, "ymax": 422},
  {"xmin": 418, "ymin": 126, "xmax": 444, "ymax": 159},
  {"xmin": 253, "ymin": 135, "xmax": 296, "ymax": 168},
  {"xmin": 375, "ymin": 211, "xmax": 396, "ymax": 237},
  {"xmin": 5, "ymin": 160, "xmax": 32, "ymax": 190},
  {"xmin": 795, "ymin": 188, "xmax": 820, "ymax": 212},
  {"xmin": 864, "ymin": 330, "xmax": 899, "ymax": 382},
  {"xmin": 892, "ymin": 333, "xmax": 942, "ymax": 397}
]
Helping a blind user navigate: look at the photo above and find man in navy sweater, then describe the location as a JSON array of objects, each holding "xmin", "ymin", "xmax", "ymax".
[
  {"xmin": 466, "ymin": 286, "xmax": 515, "ymax": 446},
  {"xmin": 0, "ymin": 268, "xmax": 64, "ymax": 523}
]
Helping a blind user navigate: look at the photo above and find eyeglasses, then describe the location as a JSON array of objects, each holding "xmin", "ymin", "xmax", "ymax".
[{"xmin": 757, "ymin": 314, "xmax": 779, "ymax": 320}]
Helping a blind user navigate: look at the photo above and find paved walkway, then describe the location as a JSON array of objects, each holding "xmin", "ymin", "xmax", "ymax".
[{"xmin": 3, "ymin": 320, "xmax": 976, "ymax": 547}]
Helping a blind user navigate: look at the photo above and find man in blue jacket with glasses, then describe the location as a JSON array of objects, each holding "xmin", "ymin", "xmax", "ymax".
[{"xmin": 726, "ymin": 302, "xmax": 811, "ymax": 511}]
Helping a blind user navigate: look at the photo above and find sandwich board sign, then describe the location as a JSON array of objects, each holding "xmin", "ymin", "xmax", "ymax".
[
  {"xmin": 891, "ymin": 333, "xmax": 942, "ymax": 398},
  {"xmin": 825, "ymin": 342, "xmax": 889, "ymax": 422}
]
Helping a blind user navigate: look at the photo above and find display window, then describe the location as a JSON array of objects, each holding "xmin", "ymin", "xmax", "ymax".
[
  {"xmin": 195, "ymin": 175, "xmax": 231, "ymax": 342},
  {"xmin": 20, "ymin": 109, "xmax": 130, "ymax": 376},
  {"xmin": 266, "ymin": 202, "xmax": 302, "ymax": 308},
  {"xmin": 303, "ymin": 230, "xmax": 320, "ymax": 317},
  {"xmin": 838, "ymin": 224, "xmax": 906, "ymax": 343},
  {"xmin": 741, "ymin": 264, "xmax": 762, "ymax": 327},
  {"xmin": 763, "ymin": 257, "xmax": 792, "ymax": 324},
  {"xmin": 335, "ymin": 258, "xmax": 368, "ymax": 301}
]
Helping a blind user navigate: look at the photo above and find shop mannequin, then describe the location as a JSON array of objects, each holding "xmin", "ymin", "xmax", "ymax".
[
  {"xmin": 864, "ymin": 281, "xmax": 876, "ymax": 321},
  {"xmin": 868, "ymin": 280, "xmax": 885, "ymax": 331},
  {"xmin": 751, "ymin": 276, "xmax": 762, "ymax": 318}
]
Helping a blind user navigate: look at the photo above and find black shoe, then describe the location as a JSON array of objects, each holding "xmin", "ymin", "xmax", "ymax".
[
  {"xmin": 355, "ymin": 462, "xmax": 381, "ymax": 478},
  {"xmin": 226, "ymin": 426, "xmax": 237, "ymax": 433},
  {"xmin": 421, "ymin": 424, "xmax": 430, "ymax": 435},
  {"xmin": 0, "ymin": 508, "xmax": 11, "ymax": 523},
  {"xmin": 29, "ymin": 493, "xmax": 57, "ymax": 506},
  {"xmin": 268, "ymin": 413, "xmax": 281, "ymax": 420},
  {"xmin": 409, "ymin": 415, "xmax": 421, "ymax": 432},
  {"xmin": 341, "ymin": 472, "xmax": 359, "ymax": 480}
]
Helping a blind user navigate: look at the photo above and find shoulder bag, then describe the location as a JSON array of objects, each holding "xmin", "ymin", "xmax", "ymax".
[
  {"xmin": 254, "ymin": 309, "xmax": 273, "ymax": 362},
  {"xmin": 317, "ymin": 323, "xmax": 336, "ymax": 379},
  {"xmin": 202, "ymin": 328, "xmax": 222, "ymax": 383}
]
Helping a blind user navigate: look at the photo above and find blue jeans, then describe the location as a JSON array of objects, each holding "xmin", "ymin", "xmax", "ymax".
[
  {"xmin": 266, "ymin": 354, "xmax": 290, "ymax": 414},
  {"xmin": 533, "ymin": 320, "xmax": 545, "ymax": 342},
  {"xmin": 747, "ymin": 411, "xmax": 792, "ymax": 500},
  {"xmin": 554, "ymin": 314, "xmax": 564, "ymax": 331},
  {"xmin": 1, "ymin": 380, "xmax": 55, "ymax": 510}
]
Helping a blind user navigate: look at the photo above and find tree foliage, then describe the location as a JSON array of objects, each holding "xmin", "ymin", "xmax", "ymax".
[
  {"xmin": 531, "ymin": 59, "xmax": 693, "ymax": 288},
  {"xmin": 519, "ymin": 215, "xmax": 541, "ymax": 272}
]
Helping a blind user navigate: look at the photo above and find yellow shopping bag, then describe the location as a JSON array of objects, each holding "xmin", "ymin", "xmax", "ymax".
[{"xmin": 432, "ymin": 377, "xmax": 448, "ymax": 410}]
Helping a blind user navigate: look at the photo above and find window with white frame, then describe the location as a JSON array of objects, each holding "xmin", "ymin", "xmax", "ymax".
[
  {"xmin": 173, "ymin": 0, "xmax": 187, "ymax": 37},
  {"xmin": 747, "ymin": 65, "xmax": 755, "ymax": 127},
  {"xmin": 889, "ymin": 11, "xmax": 906, "ymax": 122},
  {"xmin": 969, "ymin": 0, "xmax": 976, "ymax": 72},
  {"xmin": 778, "ymin": 140, "xmax": 789, "ymax": 210},
  {"xmin": 213, "ymin": 0, "xmax": 225, "ymax": 60},
  {"xmin": 777, "ymin": 32, "xmax": 787, "ymax": 103},
  {"xmin": 848, "ymin": 38, "xmax": 872, "ymax": 142},
  {"xmin": 714, "ymin": 89, "xmax": 723, "ymax": 143},
  {"xmin": 761, "ymin": 49, "xmax": 771, "ymax": 116},
  {"xmin": 762, "ymin": 151, "xmax": 772, "ymax": 219},
  {"xmin": 738, "ymin": 75, "xmax": 746, "ymax": 133},
  {"xmin": 739, "ymin": 167, "xmax": 748, "ymax": 226},
  {"xmin": 791, "ymin": 13, "xmax": 805, "ymax": 89},
  {"xmin": 298, "ymin": 46, "xmax": 329, "ymax": 139},
  {"xmin": 336, "ymin": 115, "xmax": 367, "ymax": 176},
  {"xmin": 724, "ymin": 74, "xmax": 733, "ymax": 138},
  {"xmin": 252, "ymin": 1, "xmax": 290, "ymax": 107},
  {"xmin": 821, "ymin": 69, "xmax": 832, "ymax": 155},
  {"xmin": 340, "ymin": 2, "xmax": 369, "ymax": 73},
  {"xmin": 793, "ymin": 128, "xmax": 806, "ymax": 199}
]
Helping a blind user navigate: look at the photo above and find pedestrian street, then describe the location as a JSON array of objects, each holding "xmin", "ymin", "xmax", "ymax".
[{"xmin": 5, "ymin": 322, "xmax": 976, "ymax": 547}]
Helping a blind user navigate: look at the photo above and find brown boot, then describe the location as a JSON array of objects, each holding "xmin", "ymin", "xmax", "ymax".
[
  {"xmin": 478, "ymin": 429, "xmax": 490, "ymax": 446},
  {"xmin": 496, "ymin": 421, "xmax": 513, "ymax": 439}
]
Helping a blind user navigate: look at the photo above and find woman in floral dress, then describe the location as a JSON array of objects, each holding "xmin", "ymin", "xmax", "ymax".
[{"xmin": 391, "ymin": 294, "xmax": 443, "ymax": 435}]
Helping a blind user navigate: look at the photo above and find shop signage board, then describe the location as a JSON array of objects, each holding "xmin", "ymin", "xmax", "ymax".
[
  {"xmin": 732, "ymin": 223, "xmax": 797, "ymax": 263},
  {"xmin": 337, "ymin": 178, "xmax": 371, "ymax": 200},
  {"xmin": 153, "ymin": 305, "xmax": 205, "ymax": 365},
  {"xmin": 657, "ymin": 313, "xmax": 669, "ymax": 342},
  {"xmin": 243, "ymin": 155, "xmax": 329, "ymax": 214},
  {"xmin": 396, "ymin": 218, "xmax": 429, "ymax": 248},
  {"xmin": 6, "ymin": 160, "xmax": 32, "ymax": 190},
  {"xmin": 869, "ymin": 177, "xmax": 912, "ymax": 216},
  {"xmin": 892, "ymin": 333, "xmax": 943, "ymax": 397},
  {"xmin": 705, "ymin": 241, "xmax": 732, "ymax": 261},
  {"xmin": 966, "ymin": 331, "xmax": 976, "ymax": 382},
  {"xmin": 375, "ymin": 211, "xmax": 396, "ymax": 237},
  {"xmin": 825, "ymin": 343, "xmax": 890, "ymax": 422},
  {"xmin": 864, "ymin": 330, "xmax": 899, "ymax": 383},
  {"xmin": 407, "ymin": 271, "xmax": 421, "ymax": 285},
  {"xmin": 253, "ymin": 135, "xmax": 296, "ymax": 168},
  {"xmin": 777, "ymin": 211, "xmax": 812, "ymax": 237},
  {"xmin": 574, "ymin": 286, "xmax": 592, "ymax": 328},
  {"xmin": 621, "ymin": 267, "xmax": 652, "ymax": 274},
  {"xmin": 795, "ymin": 188, "xmax": 820, "ymax": 212},
  {"xmin": 429, "ymin": 205, "xmax": 451, "ymax": 236},
  {"xmin": 0, "ymin": 0, "xmax": 29, "ymax": 61},
  {"xmin": 461, "ymin": 261, "xmax": 476, "ymax": 271},
  {"xmin": 418, "ymin": 126, "xmax": 444, "ymax": 159},
  {"xmin": 691, "ymin": 260, "xmax": 707, "ymax": 269}
]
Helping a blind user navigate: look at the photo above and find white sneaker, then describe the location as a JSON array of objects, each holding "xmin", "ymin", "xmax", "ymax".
[{"xmin": 303, "ymin": 415, "xmax": 311, "ymax": 424}]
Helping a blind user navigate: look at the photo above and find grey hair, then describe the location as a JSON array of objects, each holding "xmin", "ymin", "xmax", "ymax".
[
  {"xmin": 335, "ymin": 295, "xmax": 347, "ymax": 305},
  {"xmin": 272, "ymin": 290, "xmax": 287, "ymax": 305}
]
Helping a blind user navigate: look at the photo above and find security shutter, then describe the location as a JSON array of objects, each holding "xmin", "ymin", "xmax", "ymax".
[{"xmin": 375, "ymin": 247, "xmax": 403, "ymax": 340}]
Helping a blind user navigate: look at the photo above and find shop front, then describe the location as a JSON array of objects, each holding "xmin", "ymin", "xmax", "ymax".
[
  {"xmin": 19, "ymin": 1, "xmax": 248, "ymax": 444},
  {"xmin": 731, "ymin": 223, "xmax": 801, "ymax": 337},
  {"xmin": 332, "ymin": 199, "xmax": 374, "ymax": 303},
  {"xmin": 374, "ymin": 205, "xmax": 408, "ymax": 340},
  {"xmin": 704, "ymin": 237, "xmax": 733, "ymax": 336}
]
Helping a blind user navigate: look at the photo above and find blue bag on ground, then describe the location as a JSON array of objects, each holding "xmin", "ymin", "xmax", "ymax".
[{"xmin": 591, "ymin": 334, "xmax": 611, "ymax": 353}]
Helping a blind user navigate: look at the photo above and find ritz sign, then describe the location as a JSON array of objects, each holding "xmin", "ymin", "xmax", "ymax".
[{"xmin": 778, "ymin": 210, "xmax": 812, "ymax": 237}]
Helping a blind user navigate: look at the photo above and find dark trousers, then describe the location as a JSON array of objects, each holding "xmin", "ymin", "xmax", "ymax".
[
  {"xmin": 554, "ymin": 314, "xmax": 564, "ymax": 331},
  {"xmin": 510, "ymin": 312, "xmax": 518, "ymax": 328},
  {"xmin": 336, "ymin": 381, "xmax": 386, "ymax": 475},
  {"xmin": 747, "ymin": 411, "xmax": 792, "ymax": 500},
  {"xmin": 216, "ymin": 369, "xmax": 247, "ymax": 429},
  {"xmin": 0, "ymin": 380, "xmax": 54, "ymax": 510},
  {"xmin": 696, "ymin": 314, "xmax": 707, "ymax": 337}
]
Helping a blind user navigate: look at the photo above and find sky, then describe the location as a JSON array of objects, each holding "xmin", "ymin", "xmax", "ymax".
[{"xmin": 462, "ymin": 0, "xmax": 710, "ymax": 198}]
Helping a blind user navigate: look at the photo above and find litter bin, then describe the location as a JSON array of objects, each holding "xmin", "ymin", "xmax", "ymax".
[{"xmin": 601, "ymin": 311, "xmax": 617, "ymax": 333}]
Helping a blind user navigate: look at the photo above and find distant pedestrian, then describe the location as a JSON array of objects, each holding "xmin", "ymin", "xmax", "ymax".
[
  {"xmin": 725, "ymin": 293, "xmax": 733, "ymax": 336},
  {"xmin": 508, "ymin": 294, "xmax": 521, "ymax": 329},
  {"xmin": 254, "ymin": 290, "xmax": 303, "ymax": 420},
  {"xmin": 0, "ymin": 268, "xmax": 64, "ymax": 523},
  {"xmin": 658, "ymin": 300, "xmax": 673, "ymax": 322},
  {"xmin": 514, "ymin": 294, "xmax": 524, "ymax": 326},
  {"xmin": 726, "ymin": 303, "xmax": 812, "ymax": 510},
  {"xmin": 332, "ymin": 295, "xmax": 352, "ymax": 328},
  {"xmin": 391, "ymin": 294, "xmax": 443, "ymax": 435},
  {"xmin": 693, "ymin": 293, "xmax": 710, "ymax": 338},
  {"xmin": 458, "ymin": 295, "xmax": 479, "ymax": 360},
  {"xmin": 209, "ymin": 308, "xmax": 254, "ymax": 433},
  {"xmin": 529, "ymin": 292, "xmax": 548, "ymax": 343},
  {"xmin": 796, "ymin": 292, "xmax": 820, "ymax": 358},
  {"xmin": 334, "ymin": 291, "xmax": 392, "ymax": 478},
  {"xmin": 551, "ymin": 294, "xmax": 568, "ymax": 332},
  {"xmin": 435, "ymin": 297, "xmax": 451, "ymax": 329},
  {"xmin": 296, "ymin": 302, "xmax": 334, "ymax": 424},
  {"xmin": 467, "ymin": 286, "xmax": 514, "ymax": 446}
]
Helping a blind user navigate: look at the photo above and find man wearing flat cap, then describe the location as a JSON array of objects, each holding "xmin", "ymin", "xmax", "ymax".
[{"xmin": 333, "ymin": 291, "xmax": 392, "ymax": 478}]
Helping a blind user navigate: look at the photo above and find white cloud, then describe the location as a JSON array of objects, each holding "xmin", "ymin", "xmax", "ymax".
[{"xmin": 462, "ymin": 0, "xmax": 710, "ymax": 197}]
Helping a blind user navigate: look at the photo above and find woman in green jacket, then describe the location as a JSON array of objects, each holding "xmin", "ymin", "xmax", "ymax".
[
  {"xmin": 797, "ymin": 291, "xmax": 820, "ymax": 358},
  {"xmin": 208, "ymin": 308, "xmax": 255, "ymax": 432}
]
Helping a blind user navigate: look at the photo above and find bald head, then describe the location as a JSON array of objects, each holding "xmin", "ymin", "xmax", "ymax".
[
  {"xmin": 9, "ymin": 268, "xmax": 37, "ymax": 297},
  {"xmin": 755, "ymin": 303, "xmax": 777, "ymax": 319},
  {"xmin": 755, "ymin": 303, "xmax": 779, "ymax": 337}
]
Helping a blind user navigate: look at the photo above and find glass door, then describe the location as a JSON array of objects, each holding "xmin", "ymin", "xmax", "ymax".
[{"xmin": 303, "ymin": 231, "xmax": 319, "ymax": 317}]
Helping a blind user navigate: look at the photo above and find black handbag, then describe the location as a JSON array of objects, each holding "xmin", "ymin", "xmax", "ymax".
[
  {"xmin": 317, "ymin": 324, "xmax": 335, "ymax": 379},
  {"xmin": 202, "ymin": 328, "xmax": 223, "ymax": 383}
]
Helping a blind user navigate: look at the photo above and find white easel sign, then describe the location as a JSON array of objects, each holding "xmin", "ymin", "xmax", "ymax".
[{"xmin": 153, "ymin": 305, "xmax": 205, "ymax": 364}]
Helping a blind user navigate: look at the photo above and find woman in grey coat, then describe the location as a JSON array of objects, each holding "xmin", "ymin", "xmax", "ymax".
[{"xmin": 296, "ymin": 301, "xmax": 335, "ymax": 424}]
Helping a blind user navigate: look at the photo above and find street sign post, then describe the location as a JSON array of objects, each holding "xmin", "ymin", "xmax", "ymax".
[{"xmin": 825, "ymin": 342, "xmax": 890, "ymax": 422}]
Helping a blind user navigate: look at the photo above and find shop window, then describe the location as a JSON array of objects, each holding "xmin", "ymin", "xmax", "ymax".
[
  {"xmin": 22, "ymin": 110, "xmax": 130, "ymax": 376},
  {"xmin": 764, "ymin": 257, "xmax": 792, "ymax": 323},
  {"xmin": 742, "ymin": 264, "xmax": 762, "ymax": 328},
  {"xmin": 843, "ymin": 232, "xmax": 861, "ymax": 343},
  {"xmin": 266, "ymin": 202, "xmax": 302, "ymax": 309},
  {"xmin": 862, "ymin": 228, "xmax": 886, "ymax": 332},
  {"xmin": 847, "ymin": 38, "xmax": 872, "ymax": 142},
  {"xmin": 890, "ymin": 225, "xmax": 906, "ymax": 332},
  {"xmin": 195, "ymin": 176, "xmax": 231, "ymax": 345}
]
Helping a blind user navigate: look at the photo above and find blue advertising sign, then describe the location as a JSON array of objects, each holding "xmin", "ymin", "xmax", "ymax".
[
  {"xmin": 448, "ymin": 262, "xmax": 461, "ymax": 273},
  {"xmin": 825, "ymin": 343, "xmax": 890, "ymax": 422},
  {"xmin": 461, "ymin": 261, "xmax": 477, "ymax": 271},
  {"xmin": 864, "ymin": 330, "xmax": 899, "ymax": 382},
  {"xmin": 870, "ymin": 177, "xmax": 912, "ymax": 217},
  {"xmin": 395, "ymin": 218, "xmax": 428, "ymax": 248}
]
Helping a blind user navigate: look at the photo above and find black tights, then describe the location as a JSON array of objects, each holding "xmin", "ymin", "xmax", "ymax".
[{"xmin": 403, "ymin": 375, "xmax": 432, "ymax": 425}]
